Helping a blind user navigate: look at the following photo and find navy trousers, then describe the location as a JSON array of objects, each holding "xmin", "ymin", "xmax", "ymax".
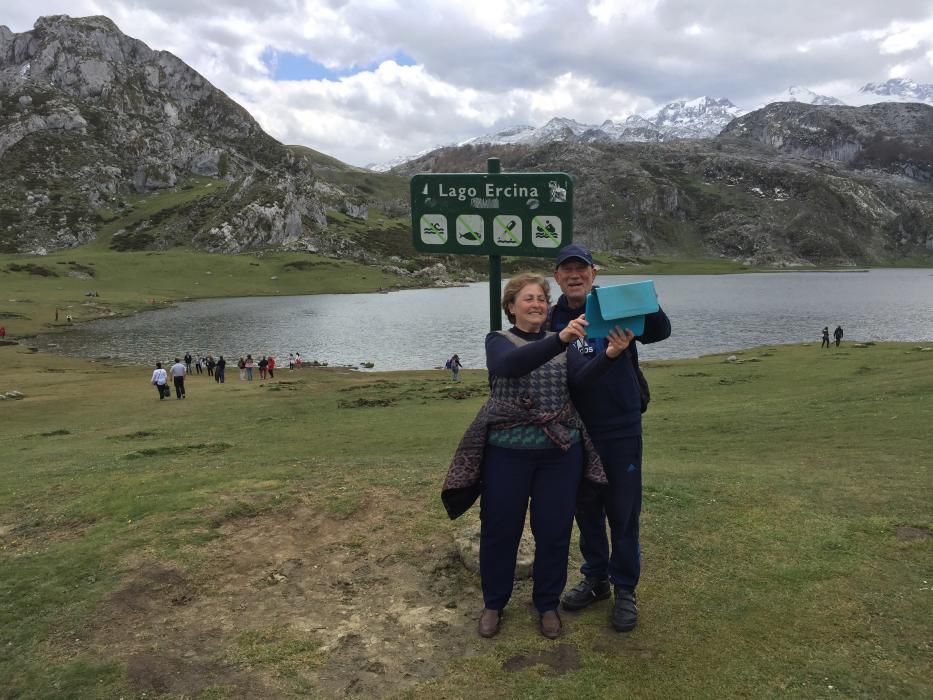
[
  {"xmin": 479, "ymin": 443, "xmax": 582, "ymax": 613},
  {"xmin": 576, "ymin": 435, "xmax": 643, "ymax": 590}
]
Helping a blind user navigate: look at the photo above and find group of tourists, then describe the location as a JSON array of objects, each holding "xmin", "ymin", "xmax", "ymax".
[
  {"xmin": 821, "ymin": 325, "xmax": 844, "ymax": 348},
  {"xmin": 178, "ymin": 352, "xmax": 227, "ymax": 380},
  {"xmin": 150, "ymin": 350, "xmax": 304, "ymax": 399},
  {"xmin": 235, "ymin": 354, "xmax": 276, "ymax": 381},
  {"xmin": 443, "ymin": 243, "xmax": 672, "ymax": 640}
]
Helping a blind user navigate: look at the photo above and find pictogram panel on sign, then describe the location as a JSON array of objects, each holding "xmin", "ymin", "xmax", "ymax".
[
  {"xmin": 492, "ymin": 215, "xmax": 522, "ymax": 247},
  {"xmin": 456, "ymin": 215, "xmax": 485, "ymax": 245},
  {"xmin": 531, "ymin": 216, "xmax": 562, "ymax": 248},
  {"xmin": 420, "ymin": 214, "xmax": 448, "ymax": 245}
]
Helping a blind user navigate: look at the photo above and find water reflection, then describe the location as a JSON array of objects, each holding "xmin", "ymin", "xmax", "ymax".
[{"xmin": 35, "ymin": 269, "xmax": 933, "ymax": 371}]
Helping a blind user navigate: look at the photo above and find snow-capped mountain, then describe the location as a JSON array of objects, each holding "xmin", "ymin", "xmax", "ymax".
[
  {"xmin": 366, "ymin": 144, "xmax": 441, "ymax": 172},
  {"xmin": 458, "ymin": 124, "xmax": 535, "ymax": 147},
  {"xmin": 367, "ymin": 79, "xmax": 933, "ymax": 171},
  {"xmin": 454, "ymin": 97, "xmax": 742, "ymax": 150},
  {"xmin": 855, "ymin": 78, "xmax": 933, "ymax": 105},
  {"xmin": 770, "ymin": 85, "xmax": 845, "ymax": 106},
  {"xmin": 642, "ymin": 96, "xmax": 743, "ymax": 139}
]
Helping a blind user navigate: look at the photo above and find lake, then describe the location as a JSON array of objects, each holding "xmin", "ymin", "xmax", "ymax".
[{"xmin": 34, "ymin": 269, "xmax": 933, "ymax": 371}]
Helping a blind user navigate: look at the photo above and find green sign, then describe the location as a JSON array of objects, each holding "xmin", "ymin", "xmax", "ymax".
[{"xmin": 410, "ymin": 172, "xmax": 573, "ymax": 257}]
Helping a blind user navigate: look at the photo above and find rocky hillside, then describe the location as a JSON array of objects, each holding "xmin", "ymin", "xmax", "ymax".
[
  {"xmin": 722, "ymin": 102, "xmax": 933, "ymax": 183},
  {"xmin": 0, "ymin": 15, "xmax": 384, "ymax": 257},
  {"xmin": 395, "ymin": 103, "xmax": 933, "ymax": 265}
]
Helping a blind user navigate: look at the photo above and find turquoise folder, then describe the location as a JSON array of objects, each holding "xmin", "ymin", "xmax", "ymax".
[{"xmin": 584, "ymin": 280, "xmax": 658, "ymax": 337}]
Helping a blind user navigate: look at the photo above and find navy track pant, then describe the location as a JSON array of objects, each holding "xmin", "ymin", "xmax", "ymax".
[
  {"xmin": 479, "ymin": 443, "xmax": 582, "ymax": 613},
  {"xmin": 576, "ymin": 435, "xmax": 643, "ymax": 590}
]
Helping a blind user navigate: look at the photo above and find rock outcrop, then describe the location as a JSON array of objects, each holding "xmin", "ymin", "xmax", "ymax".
[
  {"xmin": 722, "ymin": 102, "xmax": 933, "ymax": 182},
  {"xmin": 0, "ymin": 15, "xmax": 330, "ymax": 254}
]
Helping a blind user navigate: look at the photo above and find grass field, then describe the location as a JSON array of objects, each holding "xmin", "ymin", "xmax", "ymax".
[
  {"xmin": 1, "ymin": 340, "xmax": 930, "ymax": 698},
  {"xmin": 0, "ymin": 247, "xmax": 425, "ymax": 339}
]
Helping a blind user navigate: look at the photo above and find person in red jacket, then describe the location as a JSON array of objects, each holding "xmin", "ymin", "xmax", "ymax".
[{"xmin": 267, "ymin": 355, "xmax": 276, "ymax": 378}]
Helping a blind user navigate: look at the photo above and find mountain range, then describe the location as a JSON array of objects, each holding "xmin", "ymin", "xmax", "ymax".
[
  {"xmin": 1, "ymin": 14, "xmax": 932, "ymax": 269},
  {"xmin": 369, "ymin": 79, "xmax": 933, "ymax": 171}
]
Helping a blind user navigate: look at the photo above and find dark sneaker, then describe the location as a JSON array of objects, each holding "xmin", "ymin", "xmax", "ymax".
[
  {"xmin": 612, "ymin": 587, "xmax": 637, "ymax": 632},
  {"xmin": 561, "ymin": 576, "xmax": 611, "ymax": 611}
]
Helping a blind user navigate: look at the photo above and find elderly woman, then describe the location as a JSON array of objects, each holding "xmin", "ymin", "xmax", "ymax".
[{"xmin": 442, "ymin": 272, "xmax": 633, "ymax": 640}]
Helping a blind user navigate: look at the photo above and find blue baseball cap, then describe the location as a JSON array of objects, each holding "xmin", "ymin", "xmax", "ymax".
[{"xmin": 555, "ymin": 244, "xmax": 594, "ymax": 268}]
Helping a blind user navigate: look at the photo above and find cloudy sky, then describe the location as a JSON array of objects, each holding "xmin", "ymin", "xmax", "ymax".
[{"xmin": 6, "ymin": 1, "xmax": 933, "ymax": 166}]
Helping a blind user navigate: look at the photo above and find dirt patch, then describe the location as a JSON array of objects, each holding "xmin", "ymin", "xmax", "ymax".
[
  {"xmin": 126, "ymin": 652, "xmax": 265, "ymax": 696},
  {"xmin": 88, "ymin": 491, "xmax": 480, "ymax": 697},
  {"xmin": 337, "ymin": 397, "xmax": 397, "ymax": 408},
  {"xmin": 281, "ymin": 260, "xmax": 334, "ymax": 271},
  {"xmin": 7, "ymin": 262, "xmax": 58, "ymax": 277},
  {"xmin": 895, "ymin": 525, "xmax": 931, "ymax": 541},
  {"xmin": 502, "ymin": 643, "xmax": 581, "ymax": 675},
  {"xmin": 122, "ymin": 442, "xmax": 232, "ymax": 460},
  {"xmin": 108, "ymin": 430, "xmax": 155, "ymax": 440}
]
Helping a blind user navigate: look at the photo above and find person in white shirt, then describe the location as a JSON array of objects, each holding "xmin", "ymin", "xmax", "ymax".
[
  {"xmin": 170, "ymin": 357, "xmax": 187, "ymax": 399},
  {"xmin": 151, "ymin": 362, "xmax": 168, "ymax": 400}
]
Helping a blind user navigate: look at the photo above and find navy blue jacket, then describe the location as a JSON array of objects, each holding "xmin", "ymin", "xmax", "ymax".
[{"xmin": 549, "ymin": 293, "xmax": 671, "ymax": 439}]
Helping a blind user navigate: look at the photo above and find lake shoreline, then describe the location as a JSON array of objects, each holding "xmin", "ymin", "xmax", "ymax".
[{"xmin": 9, "ymin": 263, "xmax": 933, "ymax": 370}]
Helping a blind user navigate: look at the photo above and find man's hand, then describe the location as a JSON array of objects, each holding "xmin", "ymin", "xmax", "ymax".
[
  {"xmin": 558, "ymin": 314, "xmax": 588, "ymax": 344},
  {"xmin": 605, "ymin": 327, "xmax": 635, "ymax": 359}
]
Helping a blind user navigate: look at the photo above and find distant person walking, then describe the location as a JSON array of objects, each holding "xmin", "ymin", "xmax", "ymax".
[
  {"xmin": 170, "ymin": 358, "xmax": 187, "ymax": 399},
  {"xmin": 215, "ymin": 356, "xmax": 226, "ymax": 383},
  {"xmin": 288, "ymin": 353, "xmax": 295, "ymax": 369},
  {"xmin": 267, "ymin": 355, "xmax": 276, "ymax": 379},
  {"xmin": 821, "ymin": 327, "xmax": 830, "ymax": 349},
  {"xmin": 150, "ymin": 362, "xmax": 169, "ymax": 400},
  {"xmin": 833, "ymin": 325, "xmax": 844, "ymax": 347},
  {"xmin": 184, "ymin": 352, "xmax": 193, "ymax": 374},
  {"xmin": 245, "ymin": 354, "xmax": 255, "ymax": 381},
  {"xmin": 258, "ymin": 355, "xmax": 268, "ymax": 380},
  {"xmin": 446, "ymin": 354, "xmax": 463, "ymax": 381},
  {"xmin": 238, "ymin": 357, "xmax": 246, "ymax": 380},
  {"xmin": 195, "ymin": 356, "xmax": 203, "ymax": 375},
  {"xmin": 295, "ymin": 353, "xmax": 302, "ymax": 369},
  {"xmin": 0, "ymin": 325, "xmax": 5, "ymax": 339},
  {"xmin": 206, "ymin": 355, "xmax": 215, "ymax": 377}
]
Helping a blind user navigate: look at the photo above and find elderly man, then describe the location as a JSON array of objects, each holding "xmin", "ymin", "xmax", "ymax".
[
  {"xmin": 170, "ymin": 357, "xmax": 187, "ymax": 399},
  {"xmin": 549, "ymin": 244, "xmax": 671, "ymax": 632}
]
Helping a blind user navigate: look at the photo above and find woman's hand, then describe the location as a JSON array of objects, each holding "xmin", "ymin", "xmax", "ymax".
[
  {"xmin": 605, "ymin": 326, "xmax": 635, "ymax": 359},
  {"xmin": 558, "ymin": 314, "xmax": 588, "ymax": 344}
]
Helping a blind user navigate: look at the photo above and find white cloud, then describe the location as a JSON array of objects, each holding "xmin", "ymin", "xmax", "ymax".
[
  {"xmin": 4, "ymin": 0, "xmax": 933, "ymax": 166},
  {"xmin": 879, "ymin": 18, "xmax": 933, "ymax": 54}
]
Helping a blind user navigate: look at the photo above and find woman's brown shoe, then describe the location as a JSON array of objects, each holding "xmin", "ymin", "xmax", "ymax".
[
  {"xmin": 540, "ymin": 610, "xmax": 562, "ymax": 639},
  {"xmin": 478, "ymin": 608, "xmax": 502, "ymax": 638}
]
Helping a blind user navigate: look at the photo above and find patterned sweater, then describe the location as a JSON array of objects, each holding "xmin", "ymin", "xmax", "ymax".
[{"xmin": 441, "ymin": 327, "xmax": 610, "ymax": 519}]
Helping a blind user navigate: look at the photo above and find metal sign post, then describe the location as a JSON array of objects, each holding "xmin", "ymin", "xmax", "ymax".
[
  {"xmin": 410, "ymin": 160, "xmax": 573, "ymax": 331},
  {"xmin": 487, "ymin": 158, "xmax": 502, "ymax": 331}
]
